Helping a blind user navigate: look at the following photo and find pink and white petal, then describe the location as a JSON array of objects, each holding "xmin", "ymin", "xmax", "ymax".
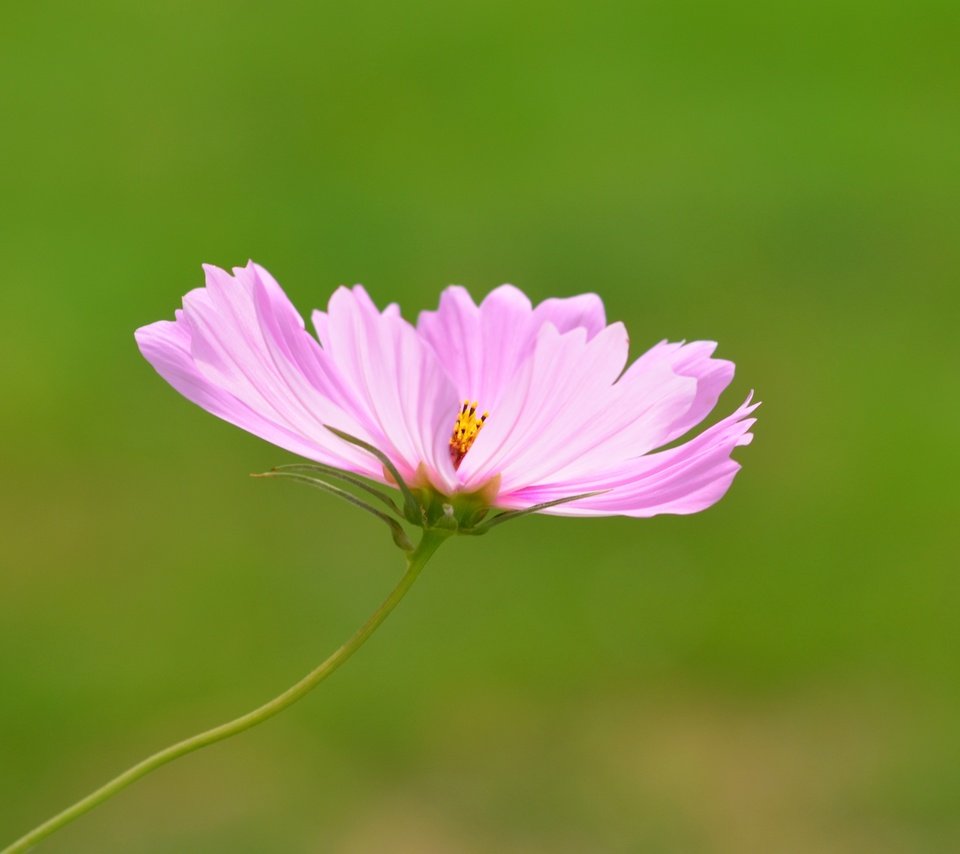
[
  {"xmin": 181, "ymin": 265, "xmax": 389, "ymax": 472},
  {"xmin": 531, "ymin": 293, "xmax": 606, "ymax": 339},
  {"xmin": 417, "ymin": 285, "xmax": 610, "ymax": 415},
  {"xmin": 665, "ymin": 341, "xmax": 735, "ymax": 442},
  {"xmin": 532, "ymin": 339, "xmax": 734, "ymax": 485},
  {"xmin": 320, "ymin": 285, "xmax": 460, "ymax": 491},
  {"xmin": 464, "ymin": 326, "xmax": 700, "ymax": 492},
  {"xmin": 417, "ymin": 284, "xmax": 539, "ymax": 412},
  {"xmin": 249, "ymin": 266, "xmax": 375, "ymax": 432},
  {"xmin": 311, "ymin": 293, "xmax": 400, "ymax": 348},
  {"xmin": 135, "ymin": 305, "xmax": 378, "ymax": 476},
  {"xmin": 497, "ymin": 395, "xmax": 759, "ymax": 517},
  {"xmin": 624, "ymin": 340, "xmax": 736, "ymax": 445},
  {"xmin": 457, "ymin": 321, "xmax": 631, "ymax": 492},
  {"xmin": 467, "ymin": 285, "xmax": 537, "ymax": 411},
  {"xmin": 415, "ymin": 286, "xmax": 484, "ymax": 397},
  {"xmin": 311, "ymin": 307, "xmax": 331, "ymax": 347},
  {"xmin": 520, "ymin": 353, "xmax": 699, "ymax": 487}
]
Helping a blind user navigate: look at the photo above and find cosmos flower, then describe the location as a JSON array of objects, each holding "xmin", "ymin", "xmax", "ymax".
[
  {"xmin": 135, "ymin": 262, "xmax": 757, "ymax": 523},
  {"xmin": 4, "ymin": 264, "xmax": 760, "ymax": 854}
]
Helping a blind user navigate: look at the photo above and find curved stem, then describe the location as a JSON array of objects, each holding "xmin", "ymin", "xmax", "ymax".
[{"xmin": 3, "ymin": 529, "xmax": 449, "ymax": 854}]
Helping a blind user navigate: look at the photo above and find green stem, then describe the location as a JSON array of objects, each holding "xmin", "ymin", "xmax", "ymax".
[{"xmin": 3, "ymin": 529, "xmax": 449, "ymax": 853}]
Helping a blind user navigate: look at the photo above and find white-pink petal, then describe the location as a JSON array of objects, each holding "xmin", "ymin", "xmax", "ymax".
[
  {"xmin": 625, "ymin": 340, "xmax": 736, "ymax": 444},
  {"xmin": 137, "ymin": 264, "xmax": 379, "ymax": 477},
  {"xmin": 318, "ymin": 284, "xmax": 460, "ymax": 490},
  {"xmin": 457, "ymin": 321, "xmax": 632, "ymax": 491},
  {"xmin": 417, "ymin": 284, "xmax": 609, "ymax": 416},
  {"xmin": 496, "ymin": 394, "xmax": 759, "ymax": 517}
]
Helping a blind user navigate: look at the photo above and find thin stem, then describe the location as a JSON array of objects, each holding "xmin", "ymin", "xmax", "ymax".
[{"xmin": 3, "ymin": 529, "xmax": 449, "ymax": 854}]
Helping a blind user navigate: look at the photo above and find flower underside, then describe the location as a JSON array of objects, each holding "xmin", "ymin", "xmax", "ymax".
[{"xmin": 449, "ymin": 400, "xmax": 488, "ymax": 468}]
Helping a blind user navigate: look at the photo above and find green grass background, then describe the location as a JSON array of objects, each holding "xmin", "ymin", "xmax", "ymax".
[{"xmin": 1, "ymin": 2, "xmax": 958, "ymax": 851}]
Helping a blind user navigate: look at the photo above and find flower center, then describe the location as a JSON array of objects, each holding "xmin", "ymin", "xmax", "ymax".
[{"xmin": 449, "ymin": 400, "xmax": 488, "ymax": 468}]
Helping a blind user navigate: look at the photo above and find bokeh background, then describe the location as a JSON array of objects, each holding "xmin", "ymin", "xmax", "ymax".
[{"xmin": 1, "ymin": 2, "xmax": 958, "ymax": 851}]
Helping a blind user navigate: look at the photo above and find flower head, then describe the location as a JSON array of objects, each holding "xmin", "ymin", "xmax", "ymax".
[{"xmin": 136, "ymin": 262, "xmax": 757, "ymax": 524}]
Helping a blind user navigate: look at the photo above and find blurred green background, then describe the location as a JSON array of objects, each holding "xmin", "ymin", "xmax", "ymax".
[{"xmin": 1, "ymin": 1, "xmax": 958, "ymax": 851}]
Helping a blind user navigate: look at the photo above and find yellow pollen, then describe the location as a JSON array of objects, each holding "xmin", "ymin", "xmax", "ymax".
[{"xmin": 449, "ymin": 400, "xmax": 488, "ymax": 468}]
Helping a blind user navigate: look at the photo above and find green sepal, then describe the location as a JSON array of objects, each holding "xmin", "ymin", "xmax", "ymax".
[
  {"xmin": 460, "ymin": 491, "xmax": 608, "ymax": 535},
  {"xmin": 270, "ymin": 463, "xmax": 402, "ymax": 518},
  {"xmin": 252, "ymin": 470, "xmax": 414, "ymax": 551},
  {"xmin": 325, "ymin": 427, "xmax": 424, "ymax": 526}
]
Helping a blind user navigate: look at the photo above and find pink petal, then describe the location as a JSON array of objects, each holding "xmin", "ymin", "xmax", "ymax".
[
  {"xmin": 317, "ymin": 284, "xmax": 460, "ymax": 491},
  {"xmin": 457, "ymin": 321, "xmax": 634, "ymax": 492},
  {"xmin": 413, "ymin": 286, "xmax": 484, "ymax": 402},
  {"xmin": 136, "ymin": 263, "xmax": 459, "ymax": 488},
  {"xmin": 531, "ymin": 292, "xmax": 606, "ymax": 338},
  {"xmin": 524, "ymin": 339, "xmax": 735, "ymax": 487},
  {"xmin": 416, "ymin": 285, "xmax": 609, "ymax": 415},
  {"xmin": 497, "ymin": 394, "xmax": 759, "ymax": 517},
  {"xmin": 136, "ymin": 265, "xmax": 380, "ymax": 476},
  {"xmin": 459, "ymin": 323, "xmax": 713, "ymax": 493},
  {"xmin": 626, "ymin": 340, "xmax": 736, "ymax": 444}
]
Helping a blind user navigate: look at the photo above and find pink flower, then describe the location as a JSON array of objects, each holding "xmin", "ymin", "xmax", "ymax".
[{"xmin": 136, "ymin": 262, "xmax": 757, "ymax": 520}]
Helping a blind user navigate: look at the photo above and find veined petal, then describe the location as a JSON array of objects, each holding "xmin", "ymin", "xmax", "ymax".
[
  {"xmin": 417, "ymin": 284, "xmax": 609, "ymax": 415},
  {"xmin": 318, "ymin": 285, "xmax": 460, "ymax": 491},
  {"xmin": 136, "ymin": 264, "xmax": 381, "ymax": 477},
  {"xmin": 531, "ymin": 292, "xmax": 606, "ymax": 338},
  {"xmin": 520, "ymin": 339, "xmax": 737, "ymax": 487},
  {"xmin": 496, "ymin": 394, "xmax": 759, "ymax": 517},
  {"xmin": 625, "ymin": 340, "xmax": 736, "ymax": 444},
  {"xmin": 413, "ymin": 286, "xmax": 484, "ymax": 400},
  {"xmin": 457, "ymin": 321, "xmax": 632, "ymax": 492}
]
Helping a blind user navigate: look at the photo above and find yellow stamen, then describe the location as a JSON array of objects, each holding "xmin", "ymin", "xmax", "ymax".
[{"xmin": 449, "ymin": 399, "xmax": 488, "ymax": 468}]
